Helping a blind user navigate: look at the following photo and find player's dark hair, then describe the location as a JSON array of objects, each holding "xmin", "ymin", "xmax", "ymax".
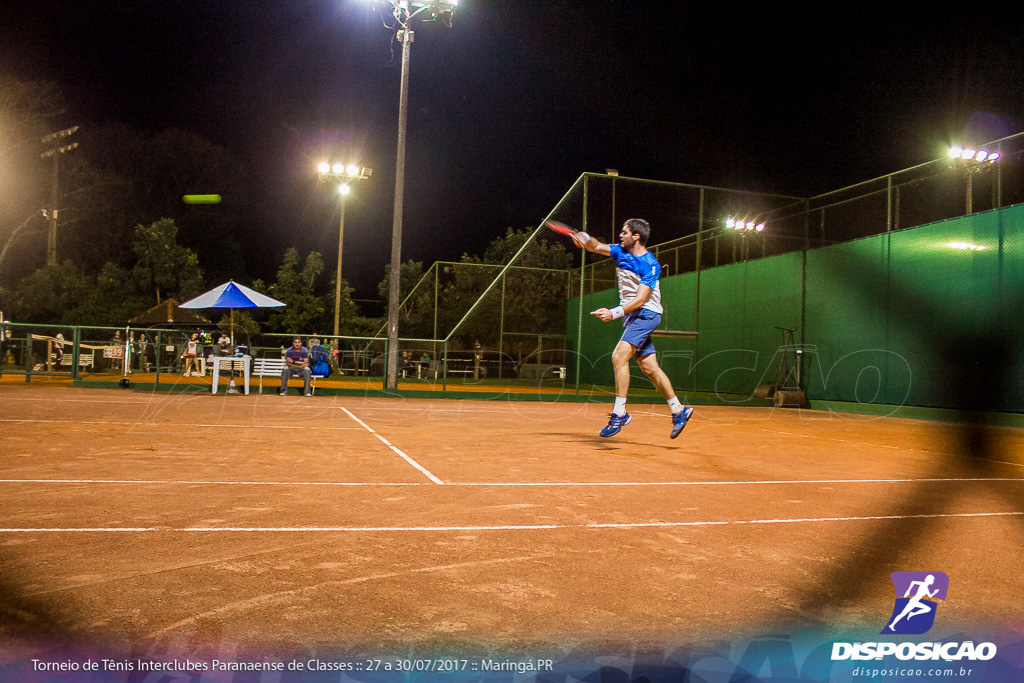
[{"xmin": 623, "ymin": 218, "xmax": 650, "ymax": 245}]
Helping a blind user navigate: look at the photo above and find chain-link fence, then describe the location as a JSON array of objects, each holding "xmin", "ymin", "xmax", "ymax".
[
  {"xmin": 465, "ymin": 132, "xmax": 1024, "ymax": 409},
  {"xmin": 4, "ymin": 133, "xmax": 1022, "ymax": 404},
  {"xmin": 0, "ymin": 321, "xmax": 563, "ymax": 393},
  {"xmin": 566, "ymin": 132, "xmax": 1024, "ymax": 299}
]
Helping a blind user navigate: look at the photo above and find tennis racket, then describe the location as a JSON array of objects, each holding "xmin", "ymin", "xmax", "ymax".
[
  {"xmin": 546, "ymin": 220, "xmax": 590, "ymax": 246},
  {"xmin": 546, "ymin": 220, "xmax": 579, "ymax": 238}
]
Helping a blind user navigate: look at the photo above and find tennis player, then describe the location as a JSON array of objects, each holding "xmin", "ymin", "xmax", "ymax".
[{"xmin": 573, "ymin": 218, "xmax": 694, "ymax": 438}]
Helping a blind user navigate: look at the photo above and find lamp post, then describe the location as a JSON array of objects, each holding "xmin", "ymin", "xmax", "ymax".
[
  {"xmin": 317, "ymin": 162, "xmax": 372, "ymax": 337},
  {"xmin": 40, "ymin": 126, "xmax": 79, "ymax": 266},
  {"xmin": 378, "ymin": 0, "xmax": 457, "ymax": 390},
  {"xmin": 948, "ymin": 146, "xmax": 1000, "ymax": 215}
]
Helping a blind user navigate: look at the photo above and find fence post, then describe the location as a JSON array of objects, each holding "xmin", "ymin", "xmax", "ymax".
[
  {"xmin": 441, "ymin": 340, "xmax": 449, "ymax": 392},
  {"xmin": 23, "ymin": 333, "xmax": 32, "ymax": 382},
  {"xmin": 72, "ymin": 327, "xmax": 81, "ymax": 380},
  {"xmin": 155, "ymin": 330, "xmax": 162, "ymax": 385}
]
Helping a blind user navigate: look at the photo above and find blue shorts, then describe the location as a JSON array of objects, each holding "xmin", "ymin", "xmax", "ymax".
[{"xmin": 620, "ymin": 309, "xmax": 661, "ymax": 358}]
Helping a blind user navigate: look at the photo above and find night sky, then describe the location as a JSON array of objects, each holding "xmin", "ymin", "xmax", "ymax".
[{"xmin": 3, "ymin": 1, "xmax": 1023, "ymax": 299}]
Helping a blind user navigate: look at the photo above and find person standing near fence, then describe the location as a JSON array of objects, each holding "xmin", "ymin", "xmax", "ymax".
[
  {"xmin": 111, "ymin": 330, "xmax": 123, "ymax": 372},
  {"xmin": 181, "ymin": 333, "xmax": 201, "ymax": 377},
  {"xmin": 127, "ymin": 331, "xmax": 137, "ymax": 375},
  {"xmin": 573, "ymin": 218, "xmax": 694, "ymax": 438},
  {"xmin": 54, "ymin": 332, "xmax": 65, "ymax": 370},
  {"xmin": 138, "ymin": 333, "xmax": 151, "ymax": 372}
]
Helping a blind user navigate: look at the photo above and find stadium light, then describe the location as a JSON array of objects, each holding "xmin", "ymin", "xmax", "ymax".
[
  {"xmin": 948, "ymin": 145, "xmax": 1001, "ymax": 215},
  {"xmin": 724, "ymin": 217, "xmax": 766, "ymax": 262},
  {"xmin": 725, "ymin": 217, "xmax": 765, "ymax": 232},
  {"xmin": 374, "ymin": 0, "xmax": 455, "ymax": 390},
  {"xmin": 379, "ymin": 1, "xmax": 459, "ymax": 24},
  {"xmin": 948, "ymin": 146, "xmax": 1000, "ymax": 164},
  {"xmin": 318, "ymin": 162, "xmax": 372, "ymax": 337}
]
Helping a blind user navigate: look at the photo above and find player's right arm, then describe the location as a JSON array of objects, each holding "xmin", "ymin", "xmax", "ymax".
[{"xmin": 574, "ymin": 233, "xmax": 610, "ymax": 256}]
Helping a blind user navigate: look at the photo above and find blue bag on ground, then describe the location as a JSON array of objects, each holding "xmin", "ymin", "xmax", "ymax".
[{"xmin": 310, "ymin": 344, "xmax": 332, "ymax": 378}]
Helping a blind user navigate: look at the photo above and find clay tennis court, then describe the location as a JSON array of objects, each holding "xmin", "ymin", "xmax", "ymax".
[{"xmin": 1, "ymin": 383, "xmax": 1022, "ymax": 664}]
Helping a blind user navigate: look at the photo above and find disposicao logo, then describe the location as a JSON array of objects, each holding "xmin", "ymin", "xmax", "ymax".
[
  {"xmin": 881, "ymin": 571, "xmax": 949, "ymax": 635},
  {"xmin": 831, "ymin": 570, "xmax": 997, "ymax": 664}
]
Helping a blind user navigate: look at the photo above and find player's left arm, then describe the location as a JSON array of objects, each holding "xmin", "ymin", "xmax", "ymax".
[{"xmin": 592, "ymin": 284, "xmax": 652, "ymax": 322}]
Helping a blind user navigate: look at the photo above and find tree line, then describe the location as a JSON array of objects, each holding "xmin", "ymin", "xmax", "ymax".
[{"xmin": 0, "ymin": 73, "xmax": 573, "ymax": 340}]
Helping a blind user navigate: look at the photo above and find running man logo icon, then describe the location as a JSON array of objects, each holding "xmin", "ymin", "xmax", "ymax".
[{"xmin": 881, "ymin": 571, "xmax": 950, "ymax": 635}]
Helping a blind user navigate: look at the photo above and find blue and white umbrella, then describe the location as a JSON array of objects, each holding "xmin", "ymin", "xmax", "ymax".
[{"xmin": 180, "ymin": 280, "xmax": 285, "ymax": 345}]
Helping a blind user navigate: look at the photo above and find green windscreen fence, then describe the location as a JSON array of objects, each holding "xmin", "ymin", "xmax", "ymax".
[
  {"xmin": 806, "ymin": 206, "xmax": 1022, "ymax": 412},
  {"xmin": 570, "ymin": 204, "xmax": 1024, "ymax": 413}
]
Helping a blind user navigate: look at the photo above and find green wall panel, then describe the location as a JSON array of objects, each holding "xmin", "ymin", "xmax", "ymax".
[
  {"xmin": 695, "ymin": 254, "xmax": 803, "ymax": 396},
  {"xmin": 570, "ymin": 204, "xmax": 1024, "ymax": 412}
]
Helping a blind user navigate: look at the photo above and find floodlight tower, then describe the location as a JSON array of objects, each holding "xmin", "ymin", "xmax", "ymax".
[
  {"xmin": 40, "ymin": 126, "xmax": 79, "ymax": 266},
  {"xmin": 317, "ymin": 162, "xmax": 372, "ymax": 337},
  {"xmin": 725, "ymin": 217, "xmax": 766, "ymax": 261},
  {"xmin": 948, "ymin": 146, "xmax": 1000, "ymax": 215},
  {"xmin": 378, "ymin": 0, "xmax": 457, "ymax": 390}
]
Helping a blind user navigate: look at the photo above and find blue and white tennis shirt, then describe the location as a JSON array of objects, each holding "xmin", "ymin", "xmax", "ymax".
[{"xmin": 609, "ymin": 244, "xmax": 663, "ymax": 315}]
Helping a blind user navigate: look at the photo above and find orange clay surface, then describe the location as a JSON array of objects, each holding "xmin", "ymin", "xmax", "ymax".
[{"xmin": 1, "ymin": 384, "xmax": 1022, "ymax": 662}]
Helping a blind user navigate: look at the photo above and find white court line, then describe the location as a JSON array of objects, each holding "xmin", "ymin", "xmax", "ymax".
[
  {"xmin": 339, "ymin": 407, "xmax": 445, "ymax": 485},
  {"xmin": 1, "ymin": 510, "xmax": 1020, "ymax": 533},
  {"xmin": 0, "ymin": 477, "xmax": 1019, "ymax": 487},
  {"xmin": 0, "ymin": 418, "xmax": 359, "ymax": 431},
  {"xmin": 430, "ymin": 477, "xmax": 1024, "ymax": 486},
  {"xmin": 0, "ymin": 396, "xmax": 145, "ymax": 405},
  {"xmin": 0, "ymin": 479, "xmax": 426, "ymax": 486}
]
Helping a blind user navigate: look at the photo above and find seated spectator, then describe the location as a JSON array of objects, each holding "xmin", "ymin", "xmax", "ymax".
[
  {"xmin": 280, "ymin": 337, "xmax": 312, "ymax": 396},
  {"xmin": 217, "ymin": 331, "xmax": 231, "ymax": 355}
]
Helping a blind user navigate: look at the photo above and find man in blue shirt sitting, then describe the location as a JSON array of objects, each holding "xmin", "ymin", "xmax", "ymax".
[{"xmin": 281, "ymin": 337, "xmax": 313, "ymax": 396}]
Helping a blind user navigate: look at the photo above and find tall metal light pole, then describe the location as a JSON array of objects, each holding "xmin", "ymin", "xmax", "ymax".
[
  {"xmin": 380, "ymin": 0, "xmax": 457, "ymax": 390},
  {"xmin": 335, "ymin": 188, "xmax": 348, "ymax": 337},
  {"xmin": 318, "ymin": 162, "xmax": 372, "ymax": 338},
  {"xmin": 40, "ymin": 126, "xmax": 79, "ymax": 266}
]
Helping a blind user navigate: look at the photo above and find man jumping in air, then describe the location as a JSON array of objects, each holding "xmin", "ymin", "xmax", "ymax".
[{"xmin": 573, "ymin": 218, "xmax": 694, "ymax": 438}]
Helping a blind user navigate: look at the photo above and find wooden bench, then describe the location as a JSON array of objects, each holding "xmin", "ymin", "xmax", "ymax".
[
  {"xmin": 252, "ymin": 357, "xmax": 324, "ymax": 395},
  {"xmin": 49, "ymin": 354, "xmax": 93, "ymax": 370}
]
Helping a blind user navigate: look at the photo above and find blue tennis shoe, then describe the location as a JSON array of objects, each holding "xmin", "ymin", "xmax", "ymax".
[
  {"xmin": 600, "ymin": 412, "xmax": 632, "ymax": 437},
  {"xmin": 670, "ymin": 406, "xmax": 694, "ymax": 438}
]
